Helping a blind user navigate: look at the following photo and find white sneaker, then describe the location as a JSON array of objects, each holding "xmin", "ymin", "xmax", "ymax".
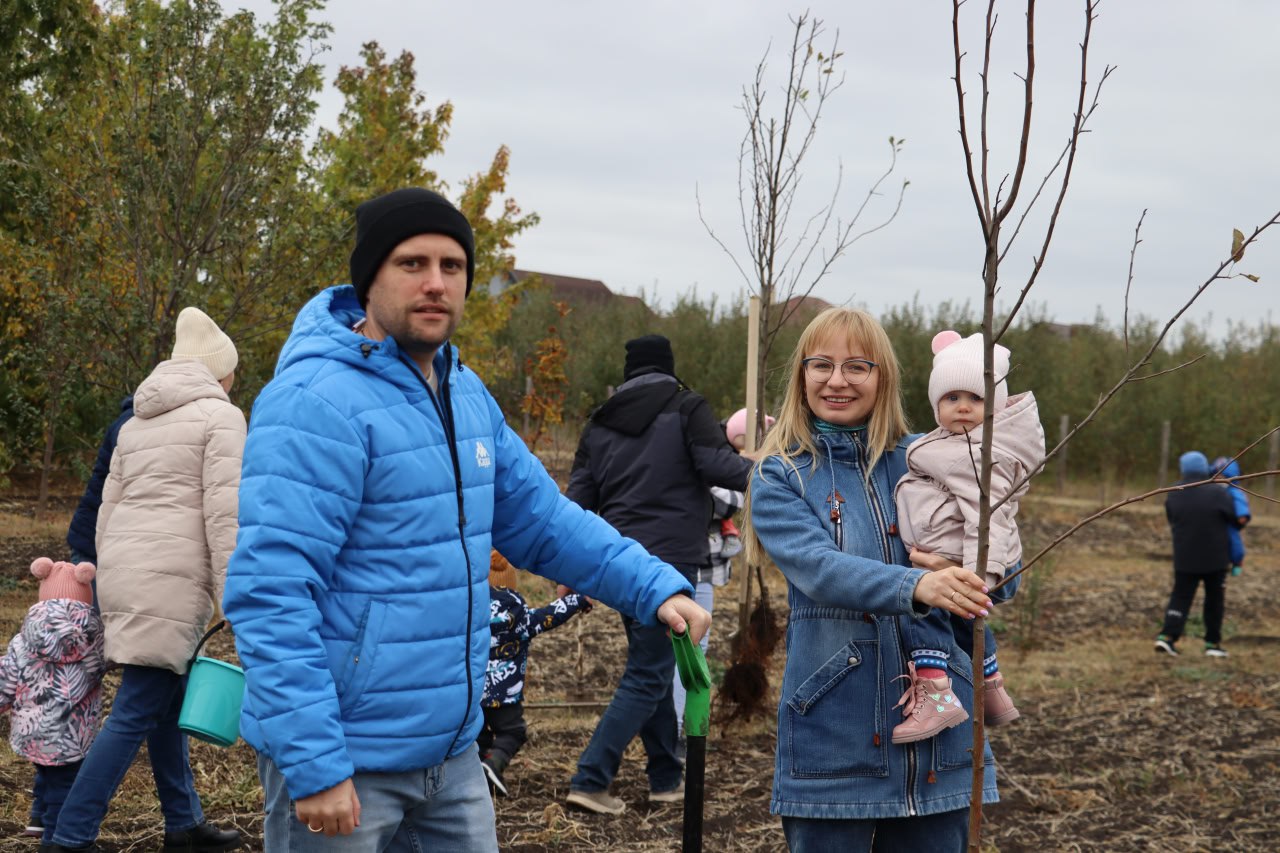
[
  {"xmin": 566, "ymin": 789, "xmax": 626, "ymax": 815},
  {"xmin": 1204, "ymin": 644, "xmax": 1229, "ymax": 658},
  {"xmin": 649, "ymin": 782, "xmax": 685, "ymax": 804}
]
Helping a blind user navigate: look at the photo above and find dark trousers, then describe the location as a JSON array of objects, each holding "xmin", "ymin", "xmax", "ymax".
[
  {"xmin": 570, "ymin": 613, "xmax": 682, "ymax": 794},
  {"xmin": 1160, "ymin": 570, "xmax": 1227, "ymax": 645},
  {"xmin": 905, "ymin": 608, "xmax": 1000, "ymax": 675},
  {"xmin": 52, "ymin": 665, "xmax": 203, "ymax": 847},
  {"xmin": 477, "ymin": 703, "xmax": 528, "ymax": 772},
  {"xmin": 783, "ymin": 807, "xmax": 970, "ymax": 852},
  {"xmin": 33, "ymin": 761, "xmax": 82, "ymax": 843}
]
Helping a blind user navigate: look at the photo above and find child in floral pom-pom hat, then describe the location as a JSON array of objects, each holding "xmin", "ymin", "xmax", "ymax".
[{"xmin": 0, "ymin": 558, "xmax": 106, "ymax": 845}]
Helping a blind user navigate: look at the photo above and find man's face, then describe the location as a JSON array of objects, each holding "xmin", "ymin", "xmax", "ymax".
[{"xmin": 363, "ymin": 233, "xmax": 467, "ymax": 366}]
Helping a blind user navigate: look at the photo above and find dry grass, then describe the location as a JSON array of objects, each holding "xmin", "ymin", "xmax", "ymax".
[{"xmin": 0, "ymin": 506, "xmax": 72, "ymax": 542}]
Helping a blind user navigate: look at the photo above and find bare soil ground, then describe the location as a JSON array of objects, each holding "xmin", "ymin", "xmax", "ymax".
[{"xmin": 1, "ymin": 492, "xmax": 1277, "ymax": 852}]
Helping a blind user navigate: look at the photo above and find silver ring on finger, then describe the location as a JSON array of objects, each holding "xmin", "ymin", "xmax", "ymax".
[{"xmin": 308, "ymin": 825, "xmax": 324, "ymax": 833}]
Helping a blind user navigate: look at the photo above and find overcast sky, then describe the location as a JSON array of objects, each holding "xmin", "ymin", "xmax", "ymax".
[{"xmin": 236, "ymin": 0, "xmax": 1280, "ymax": 339}]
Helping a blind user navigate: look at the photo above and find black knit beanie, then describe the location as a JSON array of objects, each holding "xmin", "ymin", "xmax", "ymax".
[
  {"xmin": 349, "ymin": 188, "xmax": 476, "ymax": 306},
  {"xmin": 624, "ymin": 335, "xmax": 676, "ymax": 380}
]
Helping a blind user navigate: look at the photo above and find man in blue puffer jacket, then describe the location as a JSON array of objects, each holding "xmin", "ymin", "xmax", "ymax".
[{"xmin": 223, "ymin": 188, "xmax": 706, "ymax": 852}]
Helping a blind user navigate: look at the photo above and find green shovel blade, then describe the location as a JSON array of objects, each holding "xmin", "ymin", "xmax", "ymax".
[{"xmin": 672, "ymin": 628, "xmax": 711, "ymax": 738}]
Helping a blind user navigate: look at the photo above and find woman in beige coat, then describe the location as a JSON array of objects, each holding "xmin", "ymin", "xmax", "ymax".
[{"xmin": 49, "ymin": 308, "xmax": 245, "ymax": 853}]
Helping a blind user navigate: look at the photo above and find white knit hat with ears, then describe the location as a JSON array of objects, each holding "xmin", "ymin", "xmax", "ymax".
[
  {"xmin": 171, "ymin": 307, "xmax": 238, "ymax": 380},
  {"xmin": 927, "ymin": 330, "xmax": 1010, "ymax": 426}
]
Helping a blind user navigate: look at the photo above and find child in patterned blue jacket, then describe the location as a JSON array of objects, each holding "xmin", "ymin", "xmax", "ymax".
[{"xmin": 479, "ymin": 551, "xmax": 592, "ymax": 796}]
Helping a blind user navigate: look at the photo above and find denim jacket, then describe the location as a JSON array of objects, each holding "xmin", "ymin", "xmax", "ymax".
[{"xmin": 750, "ymin": 429, "xmax": 999, "ymax": 819}]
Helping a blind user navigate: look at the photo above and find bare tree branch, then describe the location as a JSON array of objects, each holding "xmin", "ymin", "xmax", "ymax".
[
  {"xmin": 952, "ymin": 0, "xmax": 989, "ymax": 231},
  {"xmin": 1123, "ymin": 208, "xmax": 1147, "ymax": 350},
  {"xmin": 1127, "ymin": 354, "xmax": 1204, "ymax": 382},
  {"xmin": 995, "ymin": 8, "xmax": 1110, "ymax": 340},
  {"xmin": 997, "ymin": 469, "xmax": 1280, "ymax": 590}
]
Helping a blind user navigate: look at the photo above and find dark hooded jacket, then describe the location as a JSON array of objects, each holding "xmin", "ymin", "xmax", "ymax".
[
  {"xmin": 567, "ymin": 372, "xmax": 753, "ymax": 569},
  {"xmin": 1165, "ymin": 475, "xmax": 1238, "ymax": 575},
  {"xmin": 66, "ymin": 396, "xmax": 134, "ymax": 560}
]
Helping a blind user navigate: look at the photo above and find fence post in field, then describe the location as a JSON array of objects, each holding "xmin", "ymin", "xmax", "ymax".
[
  {"xmin": 1269, "ymin": 430, "xmax": 1279, "ymax": 510},
  {"xmin": 1159, "ymin": 420, "xmax": 1171, "ymax": 486},
  {"xmin": 737, "ymin": 295, "xmax": 763, "ymax": 641},
  {"xmin": 1057, "ymin": 414, "xmax": 1070, "ymax": 494}
]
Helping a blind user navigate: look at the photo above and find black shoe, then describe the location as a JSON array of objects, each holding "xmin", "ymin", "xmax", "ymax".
[
  {"xmin": 1154, "ymin": 636, "xmax": 1179, "ymax": 656},
  {"xmin": 161, "ymin": 822, "xmax": 242, "ymax": 852}
]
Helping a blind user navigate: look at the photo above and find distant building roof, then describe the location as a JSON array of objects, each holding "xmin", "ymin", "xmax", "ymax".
[
  {"xmin": 777, "ymin": 294, "xmax": 833, "ymax": 325},
  {"xmin": 487, "ymin": 269, "xmax": 651, "ymax": 314}
]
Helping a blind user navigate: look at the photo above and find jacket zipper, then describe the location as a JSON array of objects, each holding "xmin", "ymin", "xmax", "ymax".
[
  {"xmin": 856, "ymin": 435, "xmax": 919, "ymax": 816},
  {"xmin": 395, "ymin": 347, "xmax": 476, "ymax": 759}
]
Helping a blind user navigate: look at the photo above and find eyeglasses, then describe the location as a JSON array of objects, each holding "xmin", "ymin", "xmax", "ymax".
[{"xmin": 802, "ymin": 357, "xmax": 877, "ymax": 385}]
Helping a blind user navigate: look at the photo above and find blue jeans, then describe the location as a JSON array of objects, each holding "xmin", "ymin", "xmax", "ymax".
[
  {"xmin": 34, "ymin": 761, "xmax": 81, "ymax": 842},
  {"xmin": 782, "ymin": 808, "xmax": 969, "ymax": 852},
  {"xmin": 258, "ymin": 743, "xmax": 497, "ymax": 852},
  {"xmin": 52, "ymin": 665, "xmax": 203, "ymax": 847},
  {"xmin": 673, "ymin": 580, "xmax": 714, "ymax": 734},
  {"xmin": 571, "ymin": 612, "xmax": 683, "ymax": 794},
  {"xmin": 904, "ymin": 608, "xmax": 1000, "ymax": 675},
  {"xmin": 29, "ymin": 768, "xmax": 45, "ymax": 824}
]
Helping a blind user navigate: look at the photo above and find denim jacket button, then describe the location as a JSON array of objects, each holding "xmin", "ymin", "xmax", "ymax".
[{"xmin": 847, "ymin": 657, "xmax": 857, "ymax": 665}]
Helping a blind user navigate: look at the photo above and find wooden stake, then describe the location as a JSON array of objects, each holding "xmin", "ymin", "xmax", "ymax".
[{"xmin": 737, "ymin": 296, "xmax": 763, "ymax": 639}]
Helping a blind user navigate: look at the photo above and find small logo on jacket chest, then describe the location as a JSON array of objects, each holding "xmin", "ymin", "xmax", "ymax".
[{"xmin": 475, "ymin": 441, "xmax": 492, "ymax": 468}]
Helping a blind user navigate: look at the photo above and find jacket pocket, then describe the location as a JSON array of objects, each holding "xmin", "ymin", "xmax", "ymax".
[
  {"xmin": 784, "ymin": 640, "xmax": 888, "ymax": 778},
  {"xmin": 335, "ymin": 600, "xmax": 387, "ymax": 715},
  {"xmin": 931, "ymin": 659, "xmax": 984, "ymax": 770}
]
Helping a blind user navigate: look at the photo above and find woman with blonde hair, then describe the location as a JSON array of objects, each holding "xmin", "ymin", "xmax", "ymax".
[{"xmin": 744, "ymin": 307, "xmax": 1003, "ymax": 852}]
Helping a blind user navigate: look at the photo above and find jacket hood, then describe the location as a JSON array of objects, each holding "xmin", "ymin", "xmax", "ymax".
[
  {"xmin": 132, "ymin": 360, "xmax": 230, "ymax": 419},
  {"xmin": 590, "ymin": 373, "xmax": 680, "ymax": 437},
  {"xmin": 22, "ymin": 600, "xmax": 103, "ymax": 664},
  {"xmin": 276, "ymin": 285, "xmax": 456, "ymax": 397},
  {"xmin": 914, "ymin": 391, "xmax": 1042, "ymax": 468},
  {"xmin": 989, "ymin": 391, "xmax": 1043, "ymax": 470}
]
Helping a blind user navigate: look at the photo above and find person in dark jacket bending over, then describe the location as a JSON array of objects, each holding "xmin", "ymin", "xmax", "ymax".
[
  {"xmin": 65, "ymin": 396, "xmax": 135, "ymax": 569},
  {"xmin": 565, "ymin": 335, "xmax": 753, "ymax": 815},
  {"xmin": 223, "ymin": 189, "xmax": 707, "ymax": 852},
  {"xmin": 1155, "ymin": 451, "xmax": 1242, "ymax": 658}
]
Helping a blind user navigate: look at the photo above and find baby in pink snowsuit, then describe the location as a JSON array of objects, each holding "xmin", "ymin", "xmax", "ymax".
[{"xmin": 891, "ymin": 331, "xmax": 1044, "ymax": 745}]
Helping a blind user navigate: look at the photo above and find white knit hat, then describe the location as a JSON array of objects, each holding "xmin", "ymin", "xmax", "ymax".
[
  {"xmin": 927, "ymin": 330, "xmax": 1009, "ymax": 426},
  {"xmin": 171, "ymin": 307, "xmax": 238, "ymax": 380}
]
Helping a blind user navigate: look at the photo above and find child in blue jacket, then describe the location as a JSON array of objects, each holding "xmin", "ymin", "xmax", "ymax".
[
  {"xmin": 1211, "ymin": 457, "xmax": 1251, "ymax": 574},
  {"xmin": 479, "ymin": 551, "xmax": 592, "ymax": 796}
]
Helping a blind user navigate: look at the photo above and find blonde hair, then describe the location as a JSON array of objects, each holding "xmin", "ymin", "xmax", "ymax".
[{"xmin": 742, "ymin": 307, "xmax": 910, "ymax": 565}]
